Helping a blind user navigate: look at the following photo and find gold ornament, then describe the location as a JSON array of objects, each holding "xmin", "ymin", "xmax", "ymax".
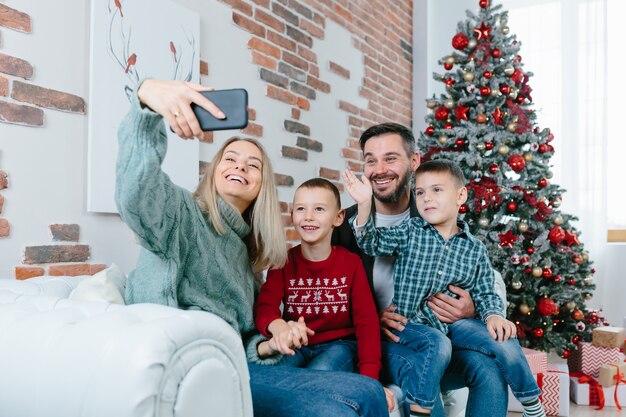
[
  {"xmin": 478, "ymin": 217, "xmax": 490, "ymax": 228},
  {"xmin": 476, "ymin": 142, "xmax": 486, "ymax": 151},
  {"xmin": 438, "ymin": 135, "xmax": 448, "ymax": 145},
  {"xmin": 509, "ymin": 87, "xmax": 518, "ymax": 99},
  {"xmin": 553, "ymin": 215, "xmax": 563, "ymax": 225},
  {"xmin": 519, "ymin": 303, "xmax": 530, "ymax": 314},
  {"xmin": 582, "ymin": 251, "xmax": 589, "ymax": 261},
  {"xmin": 502, "ymin": 26, "xmax": 510, "ymax": 35},
  {"xmin": 490, "ymin": 88, "xmax": 500, "ymax": 97},
  {"xmin": 444, "ymin": 98, "xmax": 455, "ymax": 109},
  {"xmin": 565, "ymin": 301, "xmax": 576, "ymax": 311},
  {"xmin": 507, "ymin": 122, "xmax": 518, "ymax": 132},
  {"xmin": 463, "ymin": 71, "xmax": 475, "ymax": 82},
  {"xmin": 518, "ymin": 221, "xmax": 529, "ymax": 233},
  {"xmin": 498, "ymin": 145, "xmax": 510, "ymax": 156},
  {"xmin": 532, "ymin": 266, "xmax": 543, "ymax": 278},
  {"xmin": 583, "ymin": 276, "xmax": 593, "ymax": 286},
  {"xmin": 584, "ymin": 293, "xmax": 593, "ymax": 301},
  {"xmin": 426, "ymin": 101, "xmax": 437, "ymax": 109},
  {"xmin": 504, "ymin": 65, "xmax": 515, "ymax": 76},
  {"xmin": 524, "ymin": 152, "xmax": 533, "ymax": 162},
  {"xmin": 445, "ymin": 56, "xmax": 456, "ymax": 65}
]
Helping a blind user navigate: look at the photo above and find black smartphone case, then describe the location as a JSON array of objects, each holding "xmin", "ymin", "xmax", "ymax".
[{"xmin": 192, "ymin": 89, "xmax": 249, "ymax": 131}]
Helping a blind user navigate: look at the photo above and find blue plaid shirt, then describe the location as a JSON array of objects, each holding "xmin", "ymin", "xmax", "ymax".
[{"xmin": 352, "ymin": 215, "xmax": 504, "ymax": 334}]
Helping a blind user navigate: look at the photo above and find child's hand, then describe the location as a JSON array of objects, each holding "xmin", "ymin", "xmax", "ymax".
[
  {"xmin": 269, "ymin": 317, "xmax": 314, "ymax": 355},
  {"xmin": 486, "ymin": 315, "xmax": 517, "ymax": 342},
  {"xmin": 383, "ymin": 387, "xmax": 396, "ymax": 412},
  {"xmin": 343, "ymin": 169, "xmax": 372, "ymax": 205}
]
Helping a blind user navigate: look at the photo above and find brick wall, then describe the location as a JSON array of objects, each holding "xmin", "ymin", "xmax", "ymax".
[{"xmin": 217, "ymin": 0, "xmax": 413, "ymax": 245}]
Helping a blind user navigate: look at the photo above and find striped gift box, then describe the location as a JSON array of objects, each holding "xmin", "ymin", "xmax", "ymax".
[
  {"xmin": 568, "ymin": 342, "xmax": 622, "ymax": 378},
  {"xmin": 522, "ymin": 347, "xmax": 548, "ymax": 374}
]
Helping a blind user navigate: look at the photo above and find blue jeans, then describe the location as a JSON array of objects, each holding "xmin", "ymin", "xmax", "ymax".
[
  {"xmin": 384, "ymin": 322, "xmax": 452, "ymax": 410},
  {"xmin": 276, "ymin": 339, "xmax": 357, "ymax": 372},
  {"xmin": 448, "ymin": 318, "xmax": 541, "ymax": 402},
  {"xmin": 248, "ymin": 363, "xmax": 387, "ymax": 417}
]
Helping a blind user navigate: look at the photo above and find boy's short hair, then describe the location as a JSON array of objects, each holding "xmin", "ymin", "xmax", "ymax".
[
  {"xmin": 415, "ymin": 159, "xmax": 466, "ymax": 187},
  {"xmin": 359, "ymin": 122, "xmax": 416, "ymax": 156},
  {"xmin": 297, "ymin": 178, "xmax": 341, "ymax": 209}
]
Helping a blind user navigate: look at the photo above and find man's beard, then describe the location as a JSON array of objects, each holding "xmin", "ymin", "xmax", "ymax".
[{"xmin": 370, "ymin": 169, "xmax": 411, "ymax": 204}]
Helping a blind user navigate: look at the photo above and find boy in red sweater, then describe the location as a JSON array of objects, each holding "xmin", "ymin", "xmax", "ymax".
[{"xmin": 255, "ymin": 178, "xmax": 394, "ymax": 410}]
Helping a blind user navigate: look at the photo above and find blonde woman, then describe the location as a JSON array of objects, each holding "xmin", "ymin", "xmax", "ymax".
[{"xmin": 115, "ymin": 79, "xmax": 387, "ymax": 417}]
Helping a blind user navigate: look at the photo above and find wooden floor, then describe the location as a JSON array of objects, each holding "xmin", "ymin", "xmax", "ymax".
[{"xmin": 507, "ymin": 403, "xmax": 623, "ymax": 417}]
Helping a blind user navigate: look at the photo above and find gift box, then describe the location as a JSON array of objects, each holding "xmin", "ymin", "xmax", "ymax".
[
  {"xmin": 509, "ymin": 363, "xmax": 570, "ymax": 416},
  {"xmin": 598, "ymin": 362, "xmax": 626, "ymax": 387},
  {"xmin": 522, "ymin": 347, "xmax": 548, "ymax": 374},
  {"xmin": 567, "ymin": 342, "xmax": 622, "ymax": 378},
  {"xmin": 570, "ymin": 374, "xmax": 626, "ymax": 408},
  {"xmin": 592, "ymin": 326, "xmax": 625, "ymax": 349}
]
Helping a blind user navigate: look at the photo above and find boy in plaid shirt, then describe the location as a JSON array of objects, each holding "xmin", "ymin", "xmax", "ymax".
[{"xmin": 344, "ymin": 160, "xmax": 544, "ymax": 417}]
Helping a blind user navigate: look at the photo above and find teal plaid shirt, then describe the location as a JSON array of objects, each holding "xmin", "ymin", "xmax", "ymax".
[{"xmin": 351, "ymin": 215, "xmax": 504, "ymax": 334}]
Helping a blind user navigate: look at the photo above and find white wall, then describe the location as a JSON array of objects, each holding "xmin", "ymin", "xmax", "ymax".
[
  {"xmin": 0, "ymin": 0, "xmax": 365, "ymax": 276},
  {"xmin": 416, "ymin": 0, "xmax": 625, "ymax": 327}
]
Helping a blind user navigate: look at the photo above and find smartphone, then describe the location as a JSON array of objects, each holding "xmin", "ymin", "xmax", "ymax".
[{"xmin": 192, "ymin": 88, "xmax": 249, "ymax": 131}]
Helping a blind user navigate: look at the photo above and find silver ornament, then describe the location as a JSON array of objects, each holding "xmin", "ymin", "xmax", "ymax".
[
  {"xmin": 479, "ymin": 217, "xmax": 490, "ymax": 228},
  {"xmin": 491, "ymin": 88, "xmax": 500, "ymax": 97},
  {"xmin": 518, "ymin": 221, "xmax": 529, "ymax": 233},
  {"xmin": 444, "ymin": 98, "xmax": 455, "ymax": 109},
  {"xmin": 584, "ymin": 293, "xmax": 593, "ymax": 301},
  {"xmin": 502, "ymin": 26, "xmax": 510, "ymax": 35},
  {"xmin": 583, "ymin": 276, "xmax": 593, "ymax": 286},
  {"xmin": 511, "ymin": 280, "xmax": 522, "ymax": 290},
  {"xmin": 476, "ymin": 142, "xmax": 485, "ymax": 151},
  {"xmin": 466, "ymin": 84, "xmax": 477, "ymax": 94},
  {"xmin": 468, "ymin": 39, "xmax": 477, "ymax": 49}
]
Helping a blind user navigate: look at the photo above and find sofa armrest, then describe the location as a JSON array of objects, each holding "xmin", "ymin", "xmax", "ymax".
[{"xmin": 0, "ymin": 294, "xmax": 252, "ymax": 417}]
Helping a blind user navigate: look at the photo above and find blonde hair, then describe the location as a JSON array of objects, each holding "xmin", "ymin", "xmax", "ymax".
[{"xmin": 193, "ymin": 137, "xmax": 287, "ymax": 272}]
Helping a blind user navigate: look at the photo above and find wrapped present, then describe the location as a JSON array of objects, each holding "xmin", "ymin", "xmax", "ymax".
[
  {"xmin": 570, "ymin": 373, "xmax": 626, "ymax": 409},
  {"xmin": 598, "ymin": 362, "xmax": 626, "ymax": 387},
  {"xmin": 567, "ymin": 342, "xmax": 622, "ymax": 378},
  {"xmin": 522, "ymin": 347, "xmax": 548, "ymax": 374},
  {"xmin": 509, "ymin": 363, "xmax": 570, "ymax": 416},
  {"xmin": 592, "ymin": 327, "xmax": 625, "ymax": 349}
]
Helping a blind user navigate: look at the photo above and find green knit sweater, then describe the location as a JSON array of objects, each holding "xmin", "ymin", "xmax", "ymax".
[{"xmin": 115, "ymin": 95, "xmax": 276, "ymax": 364}]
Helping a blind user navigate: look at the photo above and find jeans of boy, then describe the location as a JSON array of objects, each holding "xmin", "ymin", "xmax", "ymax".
[
  {"xmin": 248, "ymin": 363, "xmax": 387, "ymax": 417},
  {"xmin": 382, "ymin": 321, "xmax": 512, "ymax": 417},
  {"xmin": 275, "ymin": 339, "xmax": 357, "ymax": 372},
  {"xmin": 448, "ymin": 318, "xmax": 541, "ymax": 402}
]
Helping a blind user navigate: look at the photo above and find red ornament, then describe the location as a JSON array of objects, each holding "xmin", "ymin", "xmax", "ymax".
[
  {"xmin": 479, "ymin": 0, "xmax": 489, "ymax": 8},
  {"xmin": 516, "ymin": 95, "xmax": 526, "ymax": 104},
  {"xmin": 492, "ymin": 107, "xmax": 504, "ymax": 125},
  {"xmin": 435, "ymin": 106, "xmax": 450, "ymax": 121},
  {"xmin": 548, "ymin": 226, "xmax": 565, "ymax": 244},
  {"xmin": 506, "ymin": 201, "xmax": 518, "ymax": 213},
  {"xmin": 564, "ymin": 230, "xmax": 580, "ymax": 246},
  {"xmin": 445, "ymin": 78, "xmax": 455, "ymax": 87},
  {"xmin": 515, "ymin": 54, "xmax": 522, "ymax": 62},
  {"xmin": 538, "ymin": 143, "xmax": 548, "ymax": 153},
  {"xmin": 524, "ymin": 267, "xmax": 532, "ymax": 274},
  {"xmin": 444, "ymin": 62, "xmax": 453, "ymax": 70},
  {"xmin": 455, "ymin": 138, "xmax": 466, "ymax": 147},
  {"xmin": 542, "ymin": 267, "xmax": 553, "ymax": 279},
  {"xmin": 452, "ymin": 33, "xmax": 469, "ymax": 50},
  {"xmin": 537, "ymin": 297, "xmax": 556, "ymax": 316},
  {"xmin": 547, "ymin": 133, "xmax": 554, "ymax": 142},
  {"xmin": 538, "ymin": 178, "xmax": 548, "ymax": 188},
  {"xmin": 499, "ymin": 84, "xmax": 510, "ymax": 95},
  {"xmin": 511, "ymin": 68, "xmax": 524, "ymax": 84},
  {"xmin": 480, "ymin": 86, "xmax": 491, "ymax": 96},
  {"xmin": 425, "ymin": 126, "xmax": 435, "ymax": 136},
  {"xmin": 526, "ymin": 246, "xmax": 534, "ymax": 255},
  {"xmin": 572, "ymin": 255, "xmax": 583, "ymax": 264},
  {"xmin": 568, "ymin": 279, "xmax": 576, "ymax": 286},
  {"xmin": 533, "ymin": 328, "xmax": 544, "ymax": 338},
  {"xmin": 561, "ymin": 349, "xmax": 571, "ymax": 359},
  {"xmin": 572, "ymin": 335, "xmax": 581, "ymax": 344},
  {"xmin": 489, "ymin": 164, "xmax": 499, "ymax": 174},
  {"xmin": 484, "ymin": 141, "xmax": 494, "ymax": 150},
  {"xmin": 474, "ymin": 22, "xmax": 492, "ymax": 40},
  {"xmin": 483, "ymin": 71, "xmax": 492, "ymax": 79},
  {"xmin": 507, "ymin": 154, "xmax": 526, "ymax": 172},
  {"xmin": 553, "ymin": 275, "xmax": 562, "ymax": 283},
  {"xmin": 492, "ymin": 48, "xmax": 501, "ymax": 58},
  {"xmin": 572, "ymin": 309, "xmax": 584, "ymax": 321},
  {"xmin": 454, "ymin": 104, "xmax": 470, "ymax": 121},
  {"xmin": 476, "ymin": 114, "xmax": 487, "ymax": 124},
  {"xmin": 498, "ymin": 230, "xmax": 519, "ymax": 248},
  {"xmin": 444, "ymin": 123, "xmax": 454, "ymax": 130},
  {"xmin": 458, "ymin": 204, "xmax": 469, "ymax": 214}
]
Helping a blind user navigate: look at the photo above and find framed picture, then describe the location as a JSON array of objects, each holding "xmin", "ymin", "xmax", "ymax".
[{"xmin": 87, "ymin": 0, "xmax": 200, "ymax": 213}]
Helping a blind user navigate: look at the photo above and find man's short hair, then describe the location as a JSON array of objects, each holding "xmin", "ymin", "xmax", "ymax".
[
  {"xmin": 297, "ymin": 178, "xmax": 341, "ymax": 209},
  {"xmin": 359, "ymin": 122, "xmax": 416, "ymax": 156},
  {"xmin": 415, "ymin": 159, "xmax": 466, "ymax": 187}
]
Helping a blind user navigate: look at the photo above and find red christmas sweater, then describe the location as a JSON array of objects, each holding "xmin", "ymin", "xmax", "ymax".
[{"xmin": 255, "ymin": 245, "xmax": 381, "ymax": 380}]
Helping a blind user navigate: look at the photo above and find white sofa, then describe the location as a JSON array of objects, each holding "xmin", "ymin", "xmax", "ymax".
[{"xmin": 0, "ymin": 276, "xmax": 253, "ymax": 417}]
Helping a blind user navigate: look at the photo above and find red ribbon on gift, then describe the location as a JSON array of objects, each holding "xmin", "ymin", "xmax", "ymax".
[
  {"xmin": 608, "ymin": 364, "xmax": 626, "ymax": 410},
  {"xmin": 571, "ymin": 372, "xmax": 605, "ymax": 410}
]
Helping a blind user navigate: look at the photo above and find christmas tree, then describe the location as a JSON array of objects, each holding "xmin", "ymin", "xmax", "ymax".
[{"xmin": 418, "ymin": 0, "xmax": 598, "ymax": 356}]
